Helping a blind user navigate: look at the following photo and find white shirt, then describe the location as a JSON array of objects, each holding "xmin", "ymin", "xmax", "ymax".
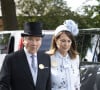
[
  {"xmin": 51, "ymin": 51, "xmax": 80, "ymax": 90},
  {"xmin": 24, "ymin": 47, "xmax": 38, "ymax": 85}
]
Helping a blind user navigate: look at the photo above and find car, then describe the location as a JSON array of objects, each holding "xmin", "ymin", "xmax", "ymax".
[
  {"xmin": 0, "ymin": 28, "xmax": 100, "ymax": 90},
  {"xmin": 77, "ymin": 28, "xmax": 100, "ymax": 90}
]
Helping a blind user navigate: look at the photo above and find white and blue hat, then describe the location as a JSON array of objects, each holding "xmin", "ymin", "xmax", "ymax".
[{"xmin": 54, "ymin": 19, "xmax": 79, "ymax": 36}]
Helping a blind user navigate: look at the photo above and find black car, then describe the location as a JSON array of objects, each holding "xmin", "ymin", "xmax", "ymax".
[{"xmin": 78, "ymin": 28, "xmax": 100, "ymax": 90}]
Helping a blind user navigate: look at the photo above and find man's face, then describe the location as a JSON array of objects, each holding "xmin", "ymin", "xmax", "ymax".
[{"xmin": 23, "ymin": 36, "xmax": 42, "ymax": 54}]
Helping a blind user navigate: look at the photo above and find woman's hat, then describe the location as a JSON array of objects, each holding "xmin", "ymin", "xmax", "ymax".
[
  {"xmin": 21, "ymin": 21, "xmax": 44, "ymax": 37},
  {"xmin": 54, "ymin": 25, "xmax": 69, "ymax": 36},
  {"xmin": 54, "ymin": 19, "xmax": 79, "ymax": 36}
]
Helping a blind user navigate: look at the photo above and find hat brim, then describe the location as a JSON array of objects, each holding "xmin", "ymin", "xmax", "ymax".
[{"xmin": 21, "ymin": 33, "xmax": 44, "ymax": 37}]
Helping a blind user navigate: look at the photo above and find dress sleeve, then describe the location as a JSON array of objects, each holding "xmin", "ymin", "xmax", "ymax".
[{"xmin": 75, "ymin": 55, "xmax": 80, "ymax": 90}]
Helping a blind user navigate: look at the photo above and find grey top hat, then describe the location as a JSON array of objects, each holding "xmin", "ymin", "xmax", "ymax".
[{"xmin": 21, "ymin": 21, "xmax": 44, "ymax": 37}]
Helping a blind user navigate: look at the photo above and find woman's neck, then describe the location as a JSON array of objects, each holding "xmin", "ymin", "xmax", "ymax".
[{"xmin": 58, "ymin": 50, "xmax": 68, "ymax": 57}]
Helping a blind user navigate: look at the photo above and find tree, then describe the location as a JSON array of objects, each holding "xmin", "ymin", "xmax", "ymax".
[
  {"xmin": 16, "ymin": 0, "xmax": 75, "ymax": 29},
  {"xmin": 1, "ymin": 0, "xmax": 18, "ymax": 30},
  {"xmin": 17, "ymin": 0, "xmax": 53, "ymax": 16},
  {"xmin": 79, "ymin": 0, "xmax": 100, "ymax": 28}
]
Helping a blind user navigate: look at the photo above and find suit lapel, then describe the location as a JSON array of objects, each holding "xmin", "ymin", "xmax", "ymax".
[
  {"xmin": 19, "ymin": 49, "xmax": 35, "ymax": 85},
  {"xmin": 35, "ymin": 51, "xmax": 48, "ymax": 89},
  {"xmin": 36, "ymin": 52, "xmax": 44, "ymax": 87}
]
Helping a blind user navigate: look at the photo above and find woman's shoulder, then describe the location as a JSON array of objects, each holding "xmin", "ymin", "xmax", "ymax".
[
  {"xmin": 72, "ymin": 54, "xmax": 80, "ymax": 66},
  {"xmin": 76, "ymin": 54, "xmax": 80, "ymax": 59}
]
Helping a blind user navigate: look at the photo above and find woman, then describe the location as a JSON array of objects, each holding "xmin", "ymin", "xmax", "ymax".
[{"xmin": 47, "ymin": 19, "xmax": 80, "ymax": 90}]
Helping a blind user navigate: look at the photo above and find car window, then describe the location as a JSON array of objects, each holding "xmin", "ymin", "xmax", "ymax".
[
  {"xmin": 76, "ymin": 33, "xmax": 92, "ymax": 60},
  {"xmin": 0, "ymin": 33, "xmax": 11, "ymax": 54},
  {"xmin": 39, "ymin": 35, "xmax": 52, "ymax": 51},
  {"xmin": 76, "ymin": 30, "xmax": 100, "ymax": 62}
]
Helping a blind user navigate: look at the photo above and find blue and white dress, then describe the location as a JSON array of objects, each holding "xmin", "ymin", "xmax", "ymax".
[{"xmin": 51, "ymin": 51, "xmax": 80, "ymax": 90}]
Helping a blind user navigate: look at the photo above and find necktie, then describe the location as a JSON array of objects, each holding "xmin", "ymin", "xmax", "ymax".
[{"xmin": 31, "ymin": 55, "xmax": 36, "ymax": 72}]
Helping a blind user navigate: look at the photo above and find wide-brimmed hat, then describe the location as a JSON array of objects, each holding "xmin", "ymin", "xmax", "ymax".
[{"xmin": 21, "ymin": 21, "xmax": 44, "ymax": 37}]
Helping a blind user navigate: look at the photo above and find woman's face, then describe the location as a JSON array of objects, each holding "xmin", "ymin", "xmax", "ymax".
[
  {"xmin": 23, "ymin": 36, "xmax": 42, "ymax": 54},
  {"xmin": 56, "ymin": 32, "xmax": 72, "ymax": 55}
]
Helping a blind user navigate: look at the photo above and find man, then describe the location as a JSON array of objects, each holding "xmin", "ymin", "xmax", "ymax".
[{"xmin": 0, "ymin": 22, "xmax": 51, "ymax": 90}]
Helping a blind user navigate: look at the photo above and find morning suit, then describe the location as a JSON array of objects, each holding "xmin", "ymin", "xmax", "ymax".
[{"xmin": 0, "ymin": 49, "xmax": 51, "ymax": 90}]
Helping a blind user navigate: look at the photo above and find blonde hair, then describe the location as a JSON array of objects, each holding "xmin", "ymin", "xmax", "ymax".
[{"xmin": 46, "ymin": 31, "xmax": 79, "ymax": 59}]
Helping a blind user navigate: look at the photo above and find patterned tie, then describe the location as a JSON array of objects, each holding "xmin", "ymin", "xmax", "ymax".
[{"xmin": 31, "ymin": 55, "xmax": 36, "ymax": 72}]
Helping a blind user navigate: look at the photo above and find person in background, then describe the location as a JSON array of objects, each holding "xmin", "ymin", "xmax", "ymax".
[
  {"xmin": 47, "ymin": 19, "xmax": 80, "ymax": 90},
  {"xmin": 0, "ymin": 21, "xmax": 51, "ymax": 90}
]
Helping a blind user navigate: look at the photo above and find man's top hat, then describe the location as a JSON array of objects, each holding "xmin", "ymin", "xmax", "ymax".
[{"xmin": 21, "ymin": 21, "xmax": 43, "ymax": 37}]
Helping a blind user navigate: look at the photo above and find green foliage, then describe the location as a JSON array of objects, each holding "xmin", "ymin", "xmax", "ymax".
[
  {"xmin": 16, "ymin": 0, "xmax": 100, "ymax": 29},
  {"xmin": 81, "ymin": 0, "xmax": 100, "ymax": 28},
  {"xmin": 16, "ymin": 0, "xmax": 76, "ymax": 29},
  {"xmin": 17, "ymin": 0, "xmax": 55, "ymax": 16}
]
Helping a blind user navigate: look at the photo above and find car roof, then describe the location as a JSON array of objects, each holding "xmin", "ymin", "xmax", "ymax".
[
  {"xmin": 0, "ymin": 30, "xmax": 54, "ymax": 35},
  {"xmin": 0, "ymin": 30, "xmax": 23, "ymax": 34},
  {"xmin": 79, "ymin": 28, "xmax": 100, "ymax": 34}
]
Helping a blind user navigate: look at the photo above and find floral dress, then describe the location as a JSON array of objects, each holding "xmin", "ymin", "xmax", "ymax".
[{"xmin": 51, "ymin": 51, "xmax": 80, "ymax": 90}]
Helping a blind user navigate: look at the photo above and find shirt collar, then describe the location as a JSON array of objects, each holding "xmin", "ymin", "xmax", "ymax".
[
  {"xmin": 24, "ymin": 47, "xmax": 37, "ymax": 57},
  {"xmin": 55, "ymin": 50, "xmax": 69, "ymax": 59}
]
